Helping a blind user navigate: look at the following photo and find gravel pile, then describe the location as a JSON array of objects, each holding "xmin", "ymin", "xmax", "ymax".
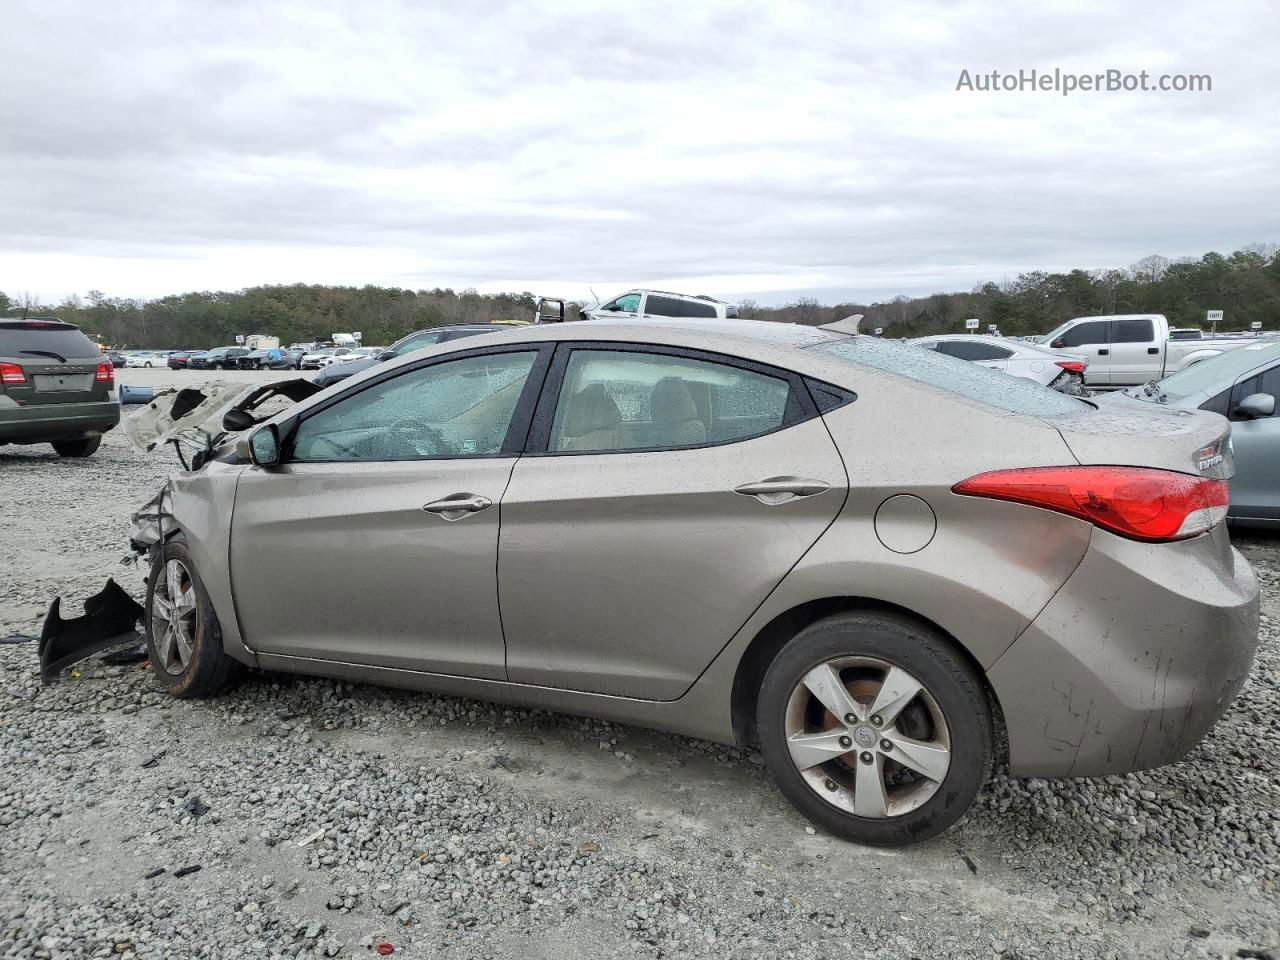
[{"xmin": 1, "ymin": 402, "xmax": 1277, "ymax": 960}]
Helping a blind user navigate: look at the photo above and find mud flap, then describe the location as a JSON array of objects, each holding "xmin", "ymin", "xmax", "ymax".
[{"xmin": 38, "ymin": 579, "xmax": 146, "ymax": 683}]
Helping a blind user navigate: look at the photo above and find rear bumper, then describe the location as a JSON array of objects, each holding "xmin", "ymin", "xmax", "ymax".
[
  {"xmin": 0, "ymin": 398, "xmax": 120, "ymax": 443},
  {"xmin": 987, "ymin": 525, "xmax": 1259, "ymax": 777}
]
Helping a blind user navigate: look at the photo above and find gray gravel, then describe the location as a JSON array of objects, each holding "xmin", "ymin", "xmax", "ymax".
[{"xmin": 1, "ymin": 369, "xmax": 1277, "ymax": 959}]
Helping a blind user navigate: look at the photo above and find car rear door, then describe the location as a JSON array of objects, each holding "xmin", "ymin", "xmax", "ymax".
[
  {"xmin": 1108, "ymin": 318, "xmax": 1158, "ymax": 385},
  {"xmin": 229, "ymin": 344, "xmax": 552, "ymax": 678},
  {"xmin": 1055, "ymin": 320, "xmax": 1113, "ymax": 385},
  {"xmin": 498, "ymin": 343, "xmax": 848, "ymax": 700}
]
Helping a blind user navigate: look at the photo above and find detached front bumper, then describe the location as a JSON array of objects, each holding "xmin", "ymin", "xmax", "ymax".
[{"xmin": 988, "ymin": 524, "xmax": 1259, "ymax": 778}]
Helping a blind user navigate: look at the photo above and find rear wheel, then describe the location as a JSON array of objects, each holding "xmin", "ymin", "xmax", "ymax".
[
  {"xmin": 758, "ymin": 613, "xmax": 991, "ymax": 846},
  {"xmin": 145, "ymin": 539, "xmax": 240, "ymax": 697},
  {"xmin": 51, "ymin": 436, "xmax": 101, "ymax": 457}
]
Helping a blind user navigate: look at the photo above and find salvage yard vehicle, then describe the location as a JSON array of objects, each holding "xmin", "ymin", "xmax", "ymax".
[
  {"xmin": 909, "ymin": 334, "xmax": 1088, "ymax": 394},
  {"xmin": 1102, "ymin": 339, "xmax": 1280, "ymax": 528},
  {"xmin": 123, "ymin": 319, "xmax": 1258, "ymax": 845},
  {"xmin": 313, "ymin": 323, "xmax": 518, "ymax": 387},
  {"xmin": 0, "ymin": 317, "xmax": 119, "ymax": 457},
  {"xmin": 190, "ymin": 347, "xmax": 250, "ymax": 370},
  {"xmin": 300, "ymin": 347, "xmax": 358, "ymax": 369},
  {"xmin": 581, "ymin": 289, "xmax": 739, "ymax": 322},
  {"xmin": 1036, "ymin": 313, "xmax": 1267, "ymax": 388}
]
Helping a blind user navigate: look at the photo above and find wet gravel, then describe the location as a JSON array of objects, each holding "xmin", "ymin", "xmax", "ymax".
[{"xmin": 1, "ymin": 376, "xmax": 1277, "ymax": 959}]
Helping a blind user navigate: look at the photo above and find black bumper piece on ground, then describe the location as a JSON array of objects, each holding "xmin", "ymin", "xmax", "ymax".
[{"xmin": 38, "ymin": 578, "xmax": 145, "ymax": 683}]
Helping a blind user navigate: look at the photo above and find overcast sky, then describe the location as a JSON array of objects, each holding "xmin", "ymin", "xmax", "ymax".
[{"xmin": 2, "ymin": 0, "xmax": 1276, "ymax": 307}]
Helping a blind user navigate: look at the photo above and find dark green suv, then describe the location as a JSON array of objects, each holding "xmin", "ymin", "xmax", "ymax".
[{"xmin": 0, "ymin": 318, "xmax": 120, "ymax": 457}]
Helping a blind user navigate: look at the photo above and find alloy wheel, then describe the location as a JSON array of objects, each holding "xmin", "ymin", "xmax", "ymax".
[
  {"xmin": 152, "ymin": 558, "xmax": 198, "ymax": 675},
  {"xmin": 783, "ymin": 656, "xmax": 951, "ymax": 819}
]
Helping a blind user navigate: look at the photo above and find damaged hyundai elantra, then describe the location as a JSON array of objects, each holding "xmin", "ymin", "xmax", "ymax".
[{"xmin": 114, "ymin": 318, "xmax": 1258, "ymax": 845}]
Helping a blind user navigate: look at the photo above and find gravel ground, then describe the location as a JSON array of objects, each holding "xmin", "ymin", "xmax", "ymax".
[{"xmin": 1, "ymin": 369, "xmax": 1277, "ymax": 960}]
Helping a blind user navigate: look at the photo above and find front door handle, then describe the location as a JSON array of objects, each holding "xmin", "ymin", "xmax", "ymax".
[
  {"xmin": 734, "ymin": 477, "xmax": 830, "ymax": 505},
  {"xmin": 1098, "ymin": 348, "xmax": 1109, "ymax": 356},
  {"xmin": 422, "ymin": 493, "xmax": 493, "ymax": 521}
]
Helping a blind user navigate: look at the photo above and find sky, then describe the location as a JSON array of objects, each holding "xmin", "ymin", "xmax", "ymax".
[{"xmin": 1, "ymin": 0, "xmax": 1277, "ymax": 307}]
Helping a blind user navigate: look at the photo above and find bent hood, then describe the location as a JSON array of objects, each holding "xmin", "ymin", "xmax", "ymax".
[{"xmin": 124, "ymin": 378, "xmax": 320, "ymax": 455}]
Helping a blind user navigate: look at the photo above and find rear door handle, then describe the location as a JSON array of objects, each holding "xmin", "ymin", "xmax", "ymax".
[
  {"xmin": 1147, "ymin": 347, "xmax": 1159, "ymax": 354},
  {"xmin": 422, "ymin": 493, "xmax": 493, "ymax": 521},
  {"xmin": 734, "ymin": 477, "xmax": 830, "ymax": 505},
  {"xmin": 1098, "ymin": 348, "xmax": 1109, "ymax": 356}
]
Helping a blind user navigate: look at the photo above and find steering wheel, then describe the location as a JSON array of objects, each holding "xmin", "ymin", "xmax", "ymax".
[{"xmin": 387, "ymin": 417, "xmax": 454, "ymax": 457}]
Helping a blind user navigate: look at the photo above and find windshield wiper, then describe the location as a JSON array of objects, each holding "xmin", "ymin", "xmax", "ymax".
[
  {"xmin": 1139, "ymin": 380, "xmax": 1169, "ymax": 403},
  {"xmin": 19, "ymin": 349, "xmax": 68, "ymax": 362}
]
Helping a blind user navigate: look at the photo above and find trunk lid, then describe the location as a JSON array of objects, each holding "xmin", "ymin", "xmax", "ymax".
[{"xmin": 1047, "ymin": 404, "xmax": 1232, "ymax": 479}]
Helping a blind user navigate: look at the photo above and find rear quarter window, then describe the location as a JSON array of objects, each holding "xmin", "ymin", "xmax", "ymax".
[
  {"xmin": 0, "ymin": 323, "xmax": 102, "ymax": 359},
  {"xmin": 817, "ymin": 337, "xmax": 1086, "ymax": 417}
]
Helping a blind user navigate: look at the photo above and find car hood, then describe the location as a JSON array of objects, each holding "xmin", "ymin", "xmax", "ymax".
[{"xmin": 1048, "ymin": 401, "xmax": 1233, "ymax": 479}]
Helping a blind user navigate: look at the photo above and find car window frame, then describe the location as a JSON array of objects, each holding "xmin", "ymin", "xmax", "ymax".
[
  {"xmin": 1060, "ymin": 320, "xmax": 1112, "ymax": 348},
  {"xmin": 280, "ymin": 342, "xmax": 555, "ymax": 464},
  {"xmin": 523, "ymin": 341, "xmax": 821, "ymax": 457},
  {"xmin": 1227, "ymin": 361, "xmax": 1280, "ymax": 421}
]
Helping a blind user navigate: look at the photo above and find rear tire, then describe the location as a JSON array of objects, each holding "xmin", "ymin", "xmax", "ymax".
[
  {"xmin": 757, "ymin": 612, "xmax": 992, "ymax": 846},
  {"xmin": 52, "ymin": 436, "xmax": 101, "ymax": 457},
  {"xmin": 145, "ymin": 539, "xmax": 241, "ymax": 698}
]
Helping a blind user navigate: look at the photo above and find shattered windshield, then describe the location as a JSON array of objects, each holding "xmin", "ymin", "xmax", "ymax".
[{"xmin": 814, "ymin": 336, "xmax": 1087, "ymax": 417}]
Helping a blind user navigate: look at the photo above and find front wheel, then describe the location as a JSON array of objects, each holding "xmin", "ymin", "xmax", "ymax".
[
  {"xmin": 145, "ymin": 539, "xmax": 241, "ymax": 697},
  {"xmin": 52, "ymin": 436, "xmax": 101, "ymax": 457},
  {"xmin": 757, "ymin": 613, "xmax": 992, "ymax": 846}
]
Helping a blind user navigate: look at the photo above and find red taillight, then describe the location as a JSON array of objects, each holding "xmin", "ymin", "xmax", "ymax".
[
  {"xmin": 953, "ymin": 466, "xmax": 1229, "ymax": 542},
  {"xmin": 1055, "ymin": 361, "xmax": 1087, "ymax": 374},
  {"xmin": 0, "ymin": 362, "xmax": 25, "ymax": 385},
  {"xmin": 95, "ymin": 361, "xmax": 114, "ymax": 383}
]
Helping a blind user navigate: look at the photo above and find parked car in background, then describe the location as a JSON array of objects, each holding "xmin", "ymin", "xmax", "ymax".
[
  {"xmin": 1102, "ymin": 339, "xmax": 1280, "ymax": 527},
  {"xmin": 132, "ymin": 320, "xmax": 1257, "ymax": 845},
  {"xmin": 190, "ymin": 347, "xmax": 250, "ymax": 370},
  {"xmin": 581, "ymin": 289, "xmax": 739, "ymax": 322},
  {"xmin": 107, "ymin": 351, "xmax": 128, "ymax": 368},
  {"xmin": 125, "ymin": 351, "xmax": 168, "ymax": 368},
  {"xmin": 167, "ymin": 350, "xmax": 201, "ymax": 370},
  {"xmin": 1036, "ymin": 314, "xmax": 1266, "ymax": 388},
  {"xmin": 0, "ymin": 317, "xmax": 119, "ymax": 457},
  {"xmin": 267, "ymin": 347, "xmax": 306, "ymax": 370},
  {"xmin": 909, "ymin": 335, "xmax": 1088, "ymax": 394},
  {"xmin": 300, "ymin": 347, "xmax": 359, "ymax": 370},
  {"xmin": 313, "ymin": 324, "xmax": 514, "ymax": 387}
]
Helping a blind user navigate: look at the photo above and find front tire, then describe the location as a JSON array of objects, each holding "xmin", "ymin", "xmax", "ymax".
[
  {"xmin": 757, "ymin": 613, "xmax": 991, "ymax": 846},
  {"xmin": 52, "ymin": 436, "xmax": 101, "ymax": 457},
  {"xmin": 145, "ymin": 539, "xmax": 240, "ymax": 697}
]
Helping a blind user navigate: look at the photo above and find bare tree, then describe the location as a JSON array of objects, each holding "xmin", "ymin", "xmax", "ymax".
[
  {"xmin": 793, "ymin": 297, "xmax": 820, "ymax": 326},
  {"xmin": 1131, "ymin": 255, "xmax": 1170, "ymax": 284}
]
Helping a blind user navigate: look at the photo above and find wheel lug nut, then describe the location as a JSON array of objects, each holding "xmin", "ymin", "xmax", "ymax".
[
  {"xmin": 838, "ymin": 736, "xmax": 852, "ymax": 748},
  {"xmin": 824, "ymin": 779, "xmax": 837, "ymax": 791},
  {"xmin": 880, "ymin": 739, "xmax": 892, "ymax": 752},
  {"xmin": 844, "ymin": 713, "xmax": 857, "ymax": 725},
  {"xmin": 870, "ymin": 715, "xmax": 883, "ymax": 727},
  {"xmin": 859, "ymin": 751, "xmax": 873, "ymax": 764}
]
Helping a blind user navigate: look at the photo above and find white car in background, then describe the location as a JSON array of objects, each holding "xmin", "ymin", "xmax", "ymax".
[
  {"xmin": 124, "ymin": 351, "xmax": 168, "ymax": 368},
  {"xmin": 581, "ymin": 289, "xmax": 739, "ymax": 322},
  {"xmin": 909, "ymin": 335, "xmax": 1088, "ymax": 394}
]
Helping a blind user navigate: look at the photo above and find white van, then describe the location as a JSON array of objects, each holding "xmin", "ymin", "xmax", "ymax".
[{"xmin": 581, "ymin": 289, "xmax": 738, "ymax": 322}]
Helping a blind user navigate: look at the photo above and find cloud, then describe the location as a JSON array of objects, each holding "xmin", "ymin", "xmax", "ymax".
[{"xmin": 1, "ymin": 0, "xmax": 1276, "ymax": 305}]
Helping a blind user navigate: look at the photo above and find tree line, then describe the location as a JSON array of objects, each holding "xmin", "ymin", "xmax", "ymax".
[{"xmin": 2, "ymin": 244, "xmax": 1276, "ymax": 348}]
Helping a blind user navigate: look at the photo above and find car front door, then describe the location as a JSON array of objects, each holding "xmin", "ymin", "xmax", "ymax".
[
  {"xmin": 498, "ymin": 344, "xmax": 848, "ymax": 700},
  {"xmin": 596, "ymin": 293, "xmax": 641, "ymax": 320},
  {"xmin": 1108, "ymin": 318, "xmax": 1157, "ymax": 385},
  {"xmin": 1226, "ymin": 363, "xmax": 1280, "ymax": 521},
  {"xmin": 229, "ymin": 345, "xmax": 551, "ymax": 678},
  {"xmin": 1054, "ymin": 321, "xmax": 1113, "ymax": 385}
]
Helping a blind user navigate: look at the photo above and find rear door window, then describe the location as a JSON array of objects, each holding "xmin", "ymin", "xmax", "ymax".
[
  {"xmin": 0, "ymin": 323, "xmax": 102, "ymax": 359},
  {"xmin": 1112, "ymin": 319, "xmax": 1154, "ymax": 343},
  {"xmin": 643, "ymin": 295, "xmax": 718, "ymax": 319}
]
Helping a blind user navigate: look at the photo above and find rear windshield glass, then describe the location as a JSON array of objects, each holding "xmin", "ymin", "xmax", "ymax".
[
  {"xmin": 0, "ymin": 323, "xmax": 102, "ymax": 359},
  {"xmin": 814, "ymin": 337, "xmax": 1086, "ymax": 417}
]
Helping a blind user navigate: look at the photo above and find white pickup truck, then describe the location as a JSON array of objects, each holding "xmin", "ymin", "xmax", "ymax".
[{"xmin": 1036, "ymin": 313, "xmax": 1268, "ymax": 387}]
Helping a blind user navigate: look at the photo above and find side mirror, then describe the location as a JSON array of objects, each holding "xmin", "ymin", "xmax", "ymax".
[
  {"xmin": 1234, "ymin": 392, "xmax": 1276, "ymax": 419},
  {"xmin": 1051, "ymin": 337, "xmax": 1066, "ymax": 349},
  {"xmin": 248, "ymin": 424, "xmax": 281, "ymax": 466},
  {"xmin": 377, "ymin": 350, "xmax": 396, "ymax": 362},
  {"xmin": 222, "ymin": 408, "xmax": 255, "ymax": 432}
]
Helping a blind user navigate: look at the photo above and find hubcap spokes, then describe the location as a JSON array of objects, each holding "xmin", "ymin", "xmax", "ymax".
[
  {"xmin": 784, "ymin": 656, "xmax": 950, "ymax": 819},
  {"xmin": 152, "ymin": 559, "xmax": 197, "ymax": 675}
]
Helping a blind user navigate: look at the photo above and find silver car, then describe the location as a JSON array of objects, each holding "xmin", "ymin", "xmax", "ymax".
[
  {"xmin": 134, "ymin": 320, "xmax": 1259, "ymax": 845},
  {"xmin": 1102, "ymin": 339, "xmax": 1280, "ymax": 527},
  {"xmin": 910, "ymin": 334, "xmax": 1088, "ymax": 393}
]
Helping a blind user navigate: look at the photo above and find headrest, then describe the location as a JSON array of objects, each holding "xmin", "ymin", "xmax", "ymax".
[
  {"xmin": 650, "ymin": 377, "xmax": 698, "ymax": 425},
  {"xmin": 562, "ymin": 383, "xmax": 622, "ymax": 437}
]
